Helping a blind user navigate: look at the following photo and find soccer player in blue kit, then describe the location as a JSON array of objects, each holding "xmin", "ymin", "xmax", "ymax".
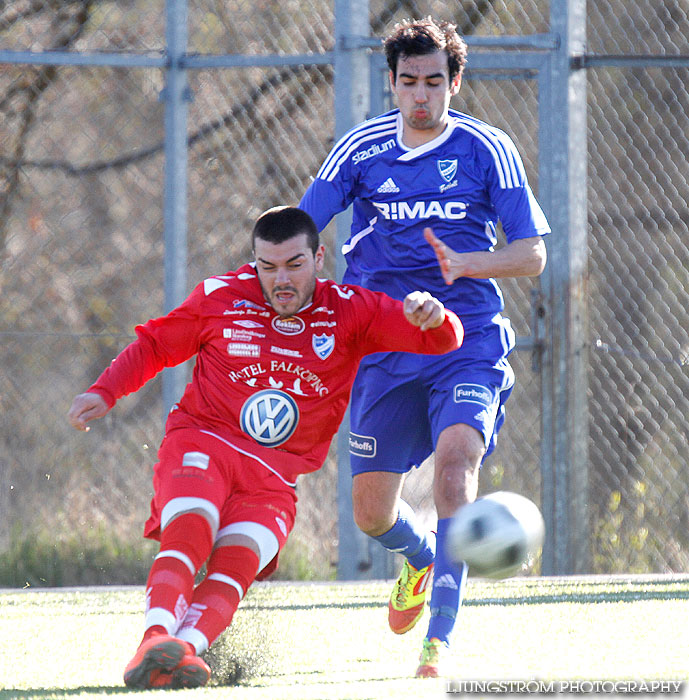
[{"xmin": 299, "ymin": 17, "xmax": 550, "ymax": 677}]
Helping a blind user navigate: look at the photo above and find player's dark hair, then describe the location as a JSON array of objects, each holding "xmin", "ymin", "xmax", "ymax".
[
  {"xmin": 384, "ymin": 17, "xmax": 468, "ymax": 83},
  {"xmin": 252, "ymin": 206, "xmax": 320, "ymax": 255}
]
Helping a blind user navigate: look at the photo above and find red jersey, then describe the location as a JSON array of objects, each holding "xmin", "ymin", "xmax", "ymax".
[{"xmin": 89, "ymin": 263, "xmax": 463, "ymax": 485}]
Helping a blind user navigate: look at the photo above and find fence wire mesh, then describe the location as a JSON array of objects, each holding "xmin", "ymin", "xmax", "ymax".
[
  {"xmin": 188, "ymin": 0, "xmax": 332, "ymax": 55},
  {"xmin": 0, "ymin": 1, "xmax": 165, "ymax": 52},
  {"xmin": 1, "ymin": 0, "xmax": 688, "ymax": 584},
  {"xmin": 587, "ymin": 61, "xmax": 689, "ymax": 572},
  {"xmin": 583, "ymin": 0, "xmax": 689, "ymax": 573},
  {"xmin": 370, "ymin": 0, "xmax": 550, "ymax": 35}
]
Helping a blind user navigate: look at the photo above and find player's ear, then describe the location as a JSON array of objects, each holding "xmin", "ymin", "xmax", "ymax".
[
  {"xmin": 388, "ymin": 70, "xmax": 397, "ymax": 94},
  {"xmin": 314, "ymin": 244, "xmax": 325, "ymax": 272},
  {"xmin": 450, "ymin": 73, "xmax": 461, "ymax": 96}
]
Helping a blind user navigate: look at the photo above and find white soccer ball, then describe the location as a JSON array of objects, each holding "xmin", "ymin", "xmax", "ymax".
[{"xmin": 446, "ymin": 491, "xmax": 545, "ymax": 579}]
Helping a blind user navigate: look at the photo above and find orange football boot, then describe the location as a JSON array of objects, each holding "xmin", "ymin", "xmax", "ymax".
[
  {"xmin": 388, "ymin": 560, "xmax": 434, "ymax": 634},
  {"xmin": 123, "ymin": 634, "xmax": 189, "ymax": 689}
]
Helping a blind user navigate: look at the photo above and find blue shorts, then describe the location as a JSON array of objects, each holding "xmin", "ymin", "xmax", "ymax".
[{"xmin": 348, "ymin": 315, "xmax": 516, "ymax": 476}]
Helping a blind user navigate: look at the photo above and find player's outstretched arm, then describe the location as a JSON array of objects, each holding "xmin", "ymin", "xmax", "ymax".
[
  {"xmin": 403, "ymin": 291, "xmax": 446, "ymax": 331},
  {"xmin": 68, "ymin": 392, "xmax": 110, "ymax": 432},
  {"xmin": 424, "ymin": 226, "xmax": 546, "ymax": 284}
]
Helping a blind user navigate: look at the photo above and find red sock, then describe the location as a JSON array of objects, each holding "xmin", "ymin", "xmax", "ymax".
[
  {"xmin": 143, "ymin": 513, "xmax": 213, "ymax": 639},
  {"xmin": 177, "ymin": 545, "xmax": 260, "ymax": 653}
]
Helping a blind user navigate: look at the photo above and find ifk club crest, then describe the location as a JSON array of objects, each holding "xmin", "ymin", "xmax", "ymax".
[
  {"xmin": 312, "ymin": 333, "xmax": 335, "ymax": 360},
  {"xmin": 437, "ymin": 159, "xmax": 458, "ymax": 182}
]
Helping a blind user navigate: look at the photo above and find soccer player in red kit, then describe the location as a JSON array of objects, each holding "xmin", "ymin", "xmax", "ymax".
[{"xmin": 67, "ymin": 206, "xmax": 464, "ymax": 689}]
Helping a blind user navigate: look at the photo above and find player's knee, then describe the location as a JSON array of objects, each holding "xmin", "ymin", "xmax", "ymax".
[
  {"xmin": 159, "ymin": 499, "xmax": 220, "ymax": 570},
  {"xmin": 352, "ymin": 497, "xmax": 396, "ymax": 536},
  {"xmin": 214, "ymin": 522, "xmax": 279, "ymax": 574},
  {"xmin": 161, "ymin": 497, "xmax": 220, "ymax": 538},
  {"xmin": 434, "ymin": 460, "xmax": 481, "ymax": 515},
  {"xmin": 436, "ymin": 461, "xmax": 477, "ymax": 490},
  {"xmin": 352, "ymin": 473, "xmax": 402, "ymax": 536},
  {"xmin": 158, "ymin": 511, "xmax": 216, "ymax": 574},
  {"xmin": 438, "ymin": 447, "xmax": 485, "ymax": 477},
  {"xmin": 436, "ymin": 425, "xmax": 486, "ymax": 468}
]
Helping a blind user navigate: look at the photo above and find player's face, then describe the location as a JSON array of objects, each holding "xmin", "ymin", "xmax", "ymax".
[
  {"xmin": 254, "ymin": 233, "xmax": 325, "ymax": 317},
  {"xmin": 390, "ymin": 50, "xmax": 461, "ymax": 148}
]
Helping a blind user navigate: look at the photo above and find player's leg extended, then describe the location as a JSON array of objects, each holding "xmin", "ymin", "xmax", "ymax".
[
  {"xmin": 349, "ymin": 361, "xmax": 436, "ymax": 636},
  {"xmin": 176, "ymin": 464, "xmax": 296, "ymax": 663},
  {"xmin": 176, "ymin": 526, "xmax": 271, "ymax": 655},
  {"xmin": 164, "ymin": 532, "xmax": 264, "ymax": 689},
  {"xmin": 416, "ymin": 423, "xmax": 481, "ymax": 678},
  {"xmin": 352, "ymin": 472, "xmax": 436, "ymax": 634},
  {"xmin": 124, "ymin": 431, "xmax": 223, "ymax": 689},
  {"xmin": 418, "ymin": 348, "xmax": 516, "ymax": 678},
  {"xmin": 124, "ymin": 509, "xmax": 216, "ymax": 689}
]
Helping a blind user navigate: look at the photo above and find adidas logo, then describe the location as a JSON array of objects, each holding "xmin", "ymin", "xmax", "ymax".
[
  {"xmin": 474, "ymin": 409, "xmax": 490, "ymax": 423},
  {"xmin": 416, "ymin": 570, "xmax": 433, "ymax": 593},
  {"xmin": 434, "ymin": 574, "xmax": 459, "ymax": 590},
  {"xmin": 377, "ymin": 177, "xmax": 400, "ymax": 193}
]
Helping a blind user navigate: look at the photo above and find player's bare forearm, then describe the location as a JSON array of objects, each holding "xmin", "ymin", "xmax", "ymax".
[
  {"xmin": 67, "ymin": 392, "xmax": 110, "ymax": 432},
  {"xmin": 424, "ymin": 227, "xmax": 547, "ymax": 285},
  {"xmin": 458, "ymin": 237, "xmax": 546, "ymax": 278}
]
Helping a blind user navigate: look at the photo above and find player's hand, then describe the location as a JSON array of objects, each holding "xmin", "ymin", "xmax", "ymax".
[
  {"xmin": 68, "ymin": 392, "xmax": 110, "ymax": 431},
  {"xmin": 425, "ymin": 226, "xmax": 461, "ymax": 285},
  {"xmin": 403, "ymin": 291, "xmax": 445, "ymax": 331}
]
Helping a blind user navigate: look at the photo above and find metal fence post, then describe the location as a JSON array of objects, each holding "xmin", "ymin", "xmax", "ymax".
[
  {"xmin": 333, "ymin": 0, "xmax": 374, "ymax": 580},
  {"xmin": 539, "ymin": 0, "xmax": 590, "ymax": 574},
  {"xmin": 161, "ymin": 0, "xmax": 190, "ymax": 414}
]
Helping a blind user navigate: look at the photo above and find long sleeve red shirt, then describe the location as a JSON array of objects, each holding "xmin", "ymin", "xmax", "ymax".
[{"xmin": 89, "ymin": 263, "xmax": 463, "ymax": 485}]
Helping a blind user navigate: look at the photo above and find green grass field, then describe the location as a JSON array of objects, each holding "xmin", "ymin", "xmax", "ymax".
[{"xmin": 1, "ymin": 575, "xmax": 687, "ymax": 699}]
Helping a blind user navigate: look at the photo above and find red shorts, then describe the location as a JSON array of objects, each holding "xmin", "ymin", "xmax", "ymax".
[{"xmin": 144, "ymin": 427, "xmax": 298, "ymax": 578}]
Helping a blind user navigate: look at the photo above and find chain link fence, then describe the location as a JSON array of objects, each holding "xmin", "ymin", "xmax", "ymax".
[
  {"xmin": 586, "ymin": 1, "xmax": 689, "ymax": 572},
  {"xmin": 1, "ymin": 0, "xmax": 687, "ymax": 585}
]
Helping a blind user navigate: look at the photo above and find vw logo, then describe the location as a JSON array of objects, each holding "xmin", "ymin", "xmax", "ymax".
[{"xmin": 240, "ymin": 390, "xmax": 299, "ymax": 447}]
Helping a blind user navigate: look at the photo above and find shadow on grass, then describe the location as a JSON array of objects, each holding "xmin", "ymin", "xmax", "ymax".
[
  {"xmin": 242, "ymin": 586, "xmax": 689, "ymax": 612},
  {"xmin": 0, "ymin": 689, "xmax": 131, "ymax": 698},
  {"xmin": 467, "ymin": 588, "xmax": 689, "ymax": 606},
  {"xmin": 243, "ymin": 600, "xmax": 383, "ymax": 612}
]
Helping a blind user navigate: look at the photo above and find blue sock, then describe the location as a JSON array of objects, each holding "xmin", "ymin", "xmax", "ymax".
[
  {"xmin": 371, "ymin": 500, "xmax": 435, "ymax": 570},
  {"xmin": 426, "ymin": 517, "xmax": 467, "ymax": 645}
]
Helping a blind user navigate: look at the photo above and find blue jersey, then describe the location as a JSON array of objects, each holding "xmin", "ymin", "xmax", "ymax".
[{"xmin": 300, "ymin": 108, "xmax": 551, "ymax": 329}]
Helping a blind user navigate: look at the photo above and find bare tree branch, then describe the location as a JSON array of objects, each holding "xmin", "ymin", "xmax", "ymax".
[
  {"xmin": 0, "ymin": 0, "xmax": 94, "ymax": 257},
  {"xmin": 0, "ymin": 64, "xmax": 331, "ymax": 175},
  {"xmin": 0, "ymin": 0, "xmax": 83, "ymax": 34}
]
